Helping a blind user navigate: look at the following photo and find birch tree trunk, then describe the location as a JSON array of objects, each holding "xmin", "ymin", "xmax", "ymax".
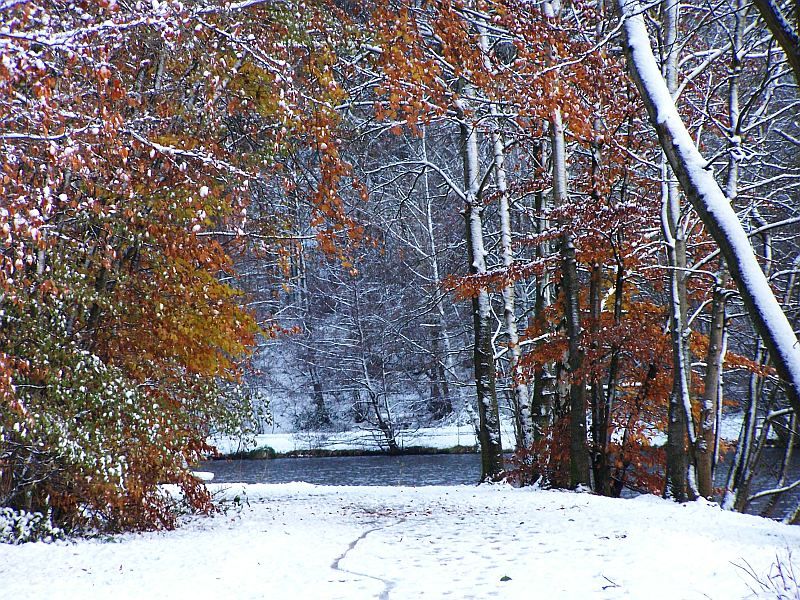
[
  {"xmin": 615, "ymin": 0, "xmax": 800, "ymax": 423},
  {"xmin": 495, "ymin": 131, "xmax": 533, "ymax": 449},
  {"xmin": 541, "ymin": 0, "xmax": 590, "ymax": 488},
  {"xmin": 531, "ymin": 144, "xmax": 554, "ymax": 444},
  {"xmin": 552, "ymin": 107, "xmax": 591, "ymax": 488},
  {"xmin": 659, "ymin": 0, "xmax": 699, "ymax": 502},
  {"xmin": 476, "ymin": 24, "xmax": 532, "ymax": 449},
  {"xmin": 494, "ymin": 121, "xmax": 531, "ymax": 444},
  {"xmin": 458, "ymin": 103, "xmax": 504, "ymax": 480},
  {"xmin": 697, "ymin": 0, "xmax": 743, "ymax": 498}
]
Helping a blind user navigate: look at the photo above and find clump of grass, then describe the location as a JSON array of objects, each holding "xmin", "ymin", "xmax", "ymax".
[
  {"xmin": 735, "ymin": 550, "xmax": 800, "ymax": 599},
  {"xmin": 223, "ymin": 445, "xmax": 277, "ymax": 460}
]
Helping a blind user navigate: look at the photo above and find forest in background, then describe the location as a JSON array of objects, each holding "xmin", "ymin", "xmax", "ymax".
[{"xmin": 2, "ymin": 0, "xmax": 800, "ymax": 534}]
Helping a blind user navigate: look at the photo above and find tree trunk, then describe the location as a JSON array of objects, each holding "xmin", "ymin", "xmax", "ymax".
[
  {"xmin": 295, "ymin": 218, "xmax": 332, "ymax": 428},
  {"xmin": 698, "ymin": 2, "xmax": 741, "ymax": 497},
  {"xmin": 552, "ymin": 107, "xmax": 591, "ymax": 488},
  {"xmin": 421, "ymin": 126, "xmax": 455, "ymax": 421},
  {"xmin": 697, "ymin": 268, "xmax": 727, "ymax": 497},
  {"xmin": 531, "ymin": 144, "xmax": 554, "ymax": 444},
  {"xmin": 659, "ymin": 0, "xmax": 698, "ymax": 503},
  {"xmin": 722, "ymin": 340, "xmax": 762, "ymax": 510},
  {"xmin": 458, "ymin": 103, "xmax": 504, "ymax": 481},
  {"xmin": 589, "ymin": 263, "xmax": 611, "ymax": 494},
  {"xmin": 477, "ymin": 24, "xmax": 531, "ymax": 449},
  {"xmin": 662, "ymin": 165, "xmax": 697, "ymax": 500},
  {"xmin": 495, "ymin": 130, "xmax": 532, "ymax": 449},
  {"xmin": 752, "ymin": 0, "xmax": 800, "ymax": 86}
]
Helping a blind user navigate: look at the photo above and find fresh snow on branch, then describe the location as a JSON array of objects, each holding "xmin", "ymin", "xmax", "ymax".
[{"xmin": 616, "ymin": 0, "xmax": 800, "ymax": 412}]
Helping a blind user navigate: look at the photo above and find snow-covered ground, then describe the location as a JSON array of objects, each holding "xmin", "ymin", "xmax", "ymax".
[{"xmin": 2, "ymin": 483, "xmax": 798, "ymax": 599}]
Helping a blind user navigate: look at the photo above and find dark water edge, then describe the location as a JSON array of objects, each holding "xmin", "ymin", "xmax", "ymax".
[
  {"xmin": 219, "ymin": 445, "xmax": 478, "ymax": 460},
  {"xmin": 199, "ymin": 448, "xmax": 800, "ymax": 521},
  {"xmin": 200, "ymin": 452, "xmax": 484, "ymax": 487}
]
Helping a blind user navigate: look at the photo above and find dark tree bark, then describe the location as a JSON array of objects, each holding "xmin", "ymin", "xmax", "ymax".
[
  {"xmin": 752, "ymin": 0, "xmax": 800, "ymax": 85},
  {"xmin": 697, "ymin": 268, "xmax": 728, "ymax": 498},
  {"xmin": 551, "ymin": 108, "xmax": 591, "ymax": 489}
]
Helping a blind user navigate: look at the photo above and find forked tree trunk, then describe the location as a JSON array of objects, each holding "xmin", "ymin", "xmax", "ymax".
[
  {"xmin": 662, "ymin": 160, "xmax": 698, "ymax": 501},
  {"xmin": 458, "ymin": 103, "xmax": 504, "ymax": 481},
  {"xmin": 659, "ymin": 0, "xmax": 698, "ymax": 503},
  {"xmin": 552, "ymin": 107, "xmax": 591, "ymax": 488},
  {"xmin": 478, "ymin": 25, "xmax": 532, "ymax": 449}
]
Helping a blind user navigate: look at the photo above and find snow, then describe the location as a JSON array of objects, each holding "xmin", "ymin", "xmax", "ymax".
[
  {"xmin": 215, "ymin": 413, "xmax": 751, "ymax": 456},
  {"xmin": 212, "ymin": 420, "xmax": 518, "ymax": 455},
  {"xmin": 1, "ymin": 483, "xmax": 798, "ymax": 598}
]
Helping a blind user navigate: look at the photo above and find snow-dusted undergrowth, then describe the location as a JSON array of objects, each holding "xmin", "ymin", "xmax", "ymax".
[{"xmin": 0, "ymin": 508, "xmax": 63, "ymax": 545}]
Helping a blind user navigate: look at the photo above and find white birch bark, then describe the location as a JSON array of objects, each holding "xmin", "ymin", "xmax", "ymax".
[
  {"xmin": 659, "ymin": 0, "xmax": 698, "ymax": 501},
  {"xmin": 478, "ymin": 25, "xmax": 533, "ymax": 449},
  {"xmin": 456, "ymin": 99, "xmax": 504, "ymax": 480},
  {"xmin": 552, "ymin": 106, "xmax": 591, "ymax": 488},
  {"xmin": 699, "ymin": 0, "xmax": 743, "ymax": 498}
]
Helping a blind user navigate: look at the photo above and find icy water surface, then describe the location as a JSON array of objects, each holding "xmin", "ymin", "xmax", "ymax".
[{"xmin": 200, "ymin": 453, "xmax": 484, "ymax": 486}]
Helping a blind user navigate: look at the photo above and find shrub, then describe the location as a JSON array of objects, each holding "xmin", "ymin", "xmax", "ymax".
[{"xmin": 0, "ymin": 508, "xmax": 63, "ymax": 545}]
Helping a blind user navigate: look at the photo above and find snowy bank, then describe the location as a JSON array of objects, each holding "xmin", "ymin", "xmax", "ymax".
[
  {"xmin": 211, "ymin": 420, "xmax": 518, "ymax": 456},
  {"xmin": 1, "ymin": 483, "xmax": 798, "ymax": 599},
  {"xmin": 211, "ymin": 412, "xmax": 750, "ymax": 457}
]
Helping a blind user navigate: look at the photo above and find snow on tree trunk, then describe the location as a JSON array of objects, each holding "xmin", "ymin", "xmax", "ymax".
[
  {"xmin": 551, "ymin": 106, "xmax": 591, "ymax": 489},
  {"xmin": 617, "ymin": 0, "xmax": 800, "ymax": 419},
  {"xmin": 752, "ymin": 0, "xmax": 800, "ymax": 86},
  {"xmin": 698, "ymin": 271, "xmax": 727, "ymax": 498},
  {"xmin": 458, "ymin": 102, "xmax": 504, "ymax": 481},
  {"xmin": 659, "ymin": 0, "xmax": 698, "ymax": 503},
  {"xmin": 531, "ymin": 142, "xmax": 554, "ymax": 444},
  {"xmin": 478, "ymin": 26, "xmax": 533, "ymax": 449},
  {"xmin": 495, "ymin": 131, "xmax": 533, "ymax": 449},
  {"xmin": 699, "ymin": 2, "xmax": 743, "ymax": 499}
]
